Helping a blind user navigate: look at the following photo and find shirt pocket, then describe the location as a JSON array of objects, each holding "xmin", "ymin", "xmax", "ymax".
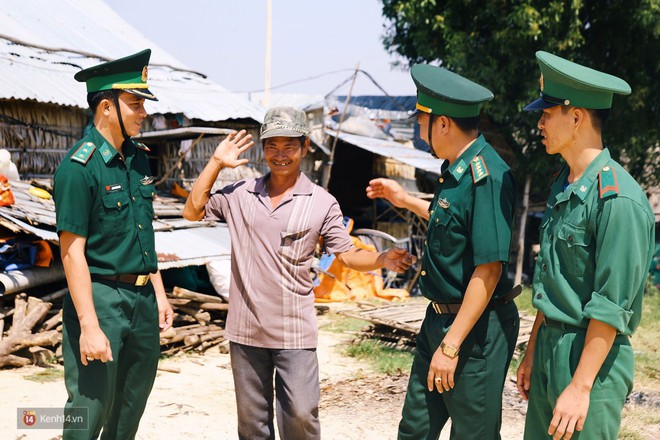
[
  {"xmin": 556, "ymin": 222, "xmax": 593, "ymax": 277},
  {"xmin": 138, "ymin": 183, "xmax": 156, "ymax": 221},
  {"xmin": 100, "ymin": 191, "xmax": 131, "ymax": 230},
  {"xmin": 279, "ymin": 228, "xmax": 312, "ymax": 265},
  {"xmin": 428, "ymin": 209, "xmax": 461, "ymax": 257}
]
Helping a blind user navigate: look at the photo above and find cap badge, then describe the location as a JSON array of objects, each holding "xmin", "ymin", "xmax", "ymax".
[
  {"xmin": 141, "ymin": 66, "xmax": 148, "ymax": 82},
  {"xmin": 539, "ymin": 74, "xmax": 544, "ymax": 91}
]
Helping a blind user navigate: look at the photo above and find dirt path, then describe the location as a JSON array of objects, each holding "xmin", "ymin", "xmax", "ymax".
[
  {"xmin": 4, "ymin": 322, "xmax": 656, "ymax": 439},
  {"xmin": 1, "ymin": 328, "xmax": 528, "ymax": 440}
]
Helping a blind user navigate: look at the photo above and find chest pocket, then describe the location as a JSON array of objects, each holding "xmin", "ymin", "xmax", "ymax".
[
  {"xmin": 138, "ymin": 183, "xmax": 156, "ymax": 221},
  {"xmin": 556, "ymin": 222, "xmax": 593, "ymax": 277},
  {"xmin": 428, "ymin": 208, "xmax": 462, "ymax": 257},
  {"xmin": 280, "ymin": 228, "xmax": 312, "ymax": 265},
  {"xmin": 100, "ymin": 190, "xmax": 131, "ymax": 230}
]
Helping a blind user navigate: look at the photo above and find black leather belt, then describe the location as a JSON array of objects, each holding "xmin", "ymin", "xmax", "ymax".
[
  {"xmin": 431, "ymin": 285, "xmax": 523, "ymax": 315},
  {"xmin": 93, "ymin": 274, "xmax": 150, "ymax": 286}
]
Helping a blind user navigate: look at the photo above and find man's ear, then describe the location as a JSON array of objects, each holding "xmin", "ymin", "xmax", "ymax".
[
  {"xmin": 572, "ymin": 107, "xmax": 587, "ymax": 130},
  {"xmin": 437, "ymin": 115, "xmax": 450, "ymax": 134},
  {"xmin": 302, "ymin": 137, "xmax": 310, "ymax": 156},
  {"xmin": 100, "ymin": 98, "xmax": 113, "ymax": 116}
]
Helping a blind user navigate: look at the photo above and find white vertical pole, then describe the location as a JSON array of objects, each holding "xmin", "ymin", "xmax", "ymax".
[{"xmin": 262, "ymin": 0, "xmax": 272, "ymax": 107}]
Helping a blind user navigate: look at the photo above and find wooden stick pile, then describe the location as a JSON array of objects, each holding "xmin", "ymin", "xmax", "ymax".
[
  {"xmin": 0, "ymin": 286, "xmax": 228, "ymax": 369},
  {"xmin": 160, "ymin": 287, "xmax": 227, "ymax": 356}
]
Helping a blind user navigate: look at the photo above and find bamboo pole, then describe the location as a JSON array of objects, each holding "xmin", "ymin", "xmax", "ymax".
[{"xmin": 322, "ymin": 63, "xmax": 360, "ymax": 190}]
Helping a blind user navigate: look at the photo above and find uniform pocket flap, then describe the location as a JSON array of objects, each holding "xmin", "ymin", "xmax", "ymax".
[
  {"xmin": 101, "ymin": 191, "xmax": 130, "ymax": 210},
  {"xmin": 557, "ymin": 222, "xmax": 592, "ymax": 247},
  {"xmin": 139, "ymin": 183, "xmax": 156, "ymax": 199}
]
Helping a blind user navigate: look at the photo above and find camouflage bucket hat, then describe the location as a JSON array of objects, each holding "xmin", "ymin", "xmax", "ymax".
[{"xmin": 260, "ymin": 107, "xmax": 310, "ymax": 139}]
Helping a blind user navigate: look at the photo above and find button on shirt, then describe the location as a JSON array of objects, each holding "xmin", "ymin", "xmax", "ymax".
[
  {"xmin": 54, "ymin": 127, "xmax": 157, "ymax": 275},
  {"xmin": 420, "ymin": 135, "xmax": 516, "ymax": 303},
  {"xmin": 532, "ymin": 149, "xmax": 655, "ymax": 335},
  {"xmin": 205, "ymin": 173, "xmax": 353, "ymax": 349}
]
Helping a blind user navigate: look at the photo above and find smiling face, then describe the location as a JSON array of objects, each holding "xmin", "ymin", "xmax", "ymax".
[
  {"xmin": 111, "ymin": 91, "xmax": 147, "ymax": 137},
  {"xmin": 537, "ymin": 105, "xmax": 575, "ymax": 156},
  {"xmin": 263, "ymin": 136, "xmax": 308, "ymax": 178}
]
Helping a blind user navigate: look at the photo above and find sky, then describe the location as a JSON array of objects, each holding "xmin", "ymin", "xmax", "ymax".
[{"xmin": 107, "ymin": 0, "xmax": 417, "ymax": 98}]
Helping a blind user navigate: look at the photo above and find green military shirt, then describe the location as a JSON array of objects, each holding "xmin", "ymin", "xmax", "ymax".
[
  {"xmin": 54, "ymin": 126, "xmax": 158, "ymax": 275},
  {"xmin": 420, "ymin": 134, "xmax": 516, "ymax": 302},
  {"xmin": 532, "ymin": 149, "xmax": 655, "ymax": 335}
]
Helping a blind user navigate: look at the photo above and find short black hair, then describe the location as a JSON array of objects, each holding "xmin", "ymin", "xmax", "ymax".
[
  {"xmin": 560, "ymin": 106, "xmax": 610, "ymax": 133},
  {"xmin": 450, "ymin": 114, "xmax": 481, "ymax": 133},
  {"xmin": 586, "ymin": 108, "xmax": 610, "ymax": 132},
  {"xmin": 87, "ymin": 89, "xmax": 119, "ymax": 113}
]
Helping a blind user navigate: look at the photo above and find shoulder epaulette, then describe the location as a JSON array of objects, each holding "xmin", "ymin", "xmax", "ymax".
[
  {"xmin": 70, "ymin": 141, "xmax": 97, "ymax": 165},
  {"xmin": 470, "ymin": 155, "xmax": 489, "ymax": 184},
  {"xmin": 135, "ymin": 141, "xmax": 150, "ymax": 152},
  {"xmin": 598, "ymin": 165, "xmax": 619, "ymax": 199}
]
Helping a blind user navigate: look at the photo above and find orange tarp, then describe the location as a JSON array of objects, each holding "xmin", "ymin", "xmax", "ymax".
[{"xmin": 313, "ymin": 236, "xmax": 409, "ymax": 303}]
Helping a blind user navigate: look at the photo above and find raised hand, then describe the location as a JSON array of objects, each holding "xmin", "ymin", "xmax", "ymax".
[
  {"xmin": 366, "ymin": 178, "xmax": 408, "ymax": 208},
  {"xmin": 212, "ymin": 130, "xmax": 255, "ymax": 168}
]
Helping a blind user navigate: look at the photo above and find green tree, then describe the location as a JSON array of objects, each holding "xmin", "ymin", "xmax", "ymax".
[{"xmin": 381, "ymin": 0, "xmax": 659, "ymax": 188}]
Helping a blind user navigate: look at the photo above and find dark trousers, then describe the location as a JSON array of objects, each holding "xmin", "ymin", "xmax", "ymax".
[
  {"xmin": 62, "ymin": 280, "xmax": 159, "ymax": 440},
  {"xmin": 398, "ymin": 301, "xmax": 519, "ymax": 440},
  {"xmin": 229, "ymin": 342, "xmax": 321, "ymax": 440}
]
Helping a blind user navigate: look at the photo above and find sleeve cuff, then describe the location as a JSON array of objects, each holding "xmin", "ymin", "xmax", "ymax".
[
  {"xmin": 583, "ymin": 291, "xmax": 633, "ymax": 333},
  {"xmin": 474, "ymin": 251, "xmax": 510, "ymax": 266},
  {"xmin": 56, "ymin": 221, "xmax": 88, "ymax": 238}
]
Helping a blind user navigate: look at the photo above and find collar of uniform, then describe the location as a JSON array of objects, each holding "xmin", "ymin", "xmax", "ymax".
[
  {"xmin": 557, "ymin": 148, "xmax": 611, "ymax": 203},
  {"xmin": 247, "ymin": 172, "xmax": 314, "ymax": 196},
  {"xmin": 87, "ymin": 126, "xmax": 118, "ymax": 164},
  {"xmin": 447, "ymin": 135, "xmax": 485, "ymax": 181},
  {"xmin": 97, "ymin": 142, "xmax": 120, "ymax": 164}
]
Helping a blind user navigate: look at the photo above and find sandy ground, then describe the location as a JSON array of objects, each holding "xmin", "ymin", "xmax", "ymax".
[
  {"xmin": 1, "ymin": 323, "xmax": 529, "ymax": 440},
  {"xmin": 3, "ymin": 306, "xmax": 658, "ymax": 439}
]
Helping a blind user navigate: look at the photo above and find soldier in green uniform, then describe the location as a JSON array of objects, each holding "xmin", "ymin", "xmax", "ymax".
[
  {"xmin": 517, "ymin": 51, "xmax": 655, "ymax": 440},
  {"xmin": 366, "ymin": 64, "xmax": 520, "ymax": 439},
  {"xmin": 54, "ymin": 49, "xmax": 174, "ymax": 439}
]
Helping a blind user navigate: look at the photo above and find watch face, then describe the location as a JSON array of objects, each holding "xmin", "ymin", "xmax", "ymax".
[{"xmin": 441, "ymin": 342, "xmax": 459, "ymax": 358}]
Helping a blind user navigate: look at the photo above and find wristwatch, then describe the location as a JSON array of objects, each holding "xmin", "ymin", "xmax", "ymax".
[{"xmin": 440, "ymin": 341, "xmax": 460, "ymax": 359}]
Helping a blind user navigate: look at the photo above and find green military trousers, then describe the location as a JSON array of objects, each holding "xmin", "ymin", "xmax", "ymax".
[
  {"xmin": 524, "ymin": 322, "xmax": 634, "ymax": 440},
  {"xmin": 398, "ymin": 301, "xmax": 519, "ymax": 440},
  {"xmin": 62, "ymin": 279, "xmax": 160, "ymax": 440}
]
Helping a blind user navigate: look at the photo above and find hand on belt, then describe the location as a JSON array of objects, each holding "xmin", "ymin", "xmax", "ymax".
[{"xmin": 93, "ymin": 274, "xmax": 150, "ymax": 286}]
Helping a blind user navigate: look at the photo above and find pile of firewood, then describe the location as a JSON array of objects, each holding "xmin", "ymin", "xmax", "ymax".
[
  {"xmin": 160, "ymin": 287, "xmax": 227, "ymax": 356},
  {"xmin": 0, "ymin": 286, "xmax": 228, "ymax": 369}
]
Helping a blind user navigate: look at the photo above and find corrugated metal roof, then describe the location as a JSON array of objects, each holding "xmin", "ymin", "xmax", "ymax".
[
  {"xmin": 325, "ymin": 129, "xmax": 443, "ymax": 174},
  {"xmin": 0, "ymin": 0, "xmax": 264, "ymax": 123},
  {"xmin": 0, "ymin": 181, "xmax": 232, "ymax": 269},
  {"xmin": 155, "ymin": 223, "xmax": 231, "ymax": 270}
]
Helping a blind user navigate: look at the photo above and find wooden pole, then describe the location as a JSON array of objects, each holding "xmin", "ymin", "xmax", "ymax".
[{"xmin": 322, "ymin": 63, "xmax": 360, "ymax": 190}]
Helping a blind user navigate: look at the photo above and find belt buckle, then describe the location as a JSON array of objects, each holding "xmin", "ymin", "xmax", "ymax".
[
  {"xmin": 432, "ymin": 302, "xmax": 443, "ymax": 315},
  {"xmin": 135, "ymin": 274, "xmax": 149, "ymax": 286}
]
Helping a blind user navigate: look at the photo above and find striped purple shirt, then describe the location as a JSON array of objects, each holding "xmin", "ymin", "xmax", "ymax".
[{"xmin": 205, "ymin": 172, "xmax": 353, "ymax": 349}]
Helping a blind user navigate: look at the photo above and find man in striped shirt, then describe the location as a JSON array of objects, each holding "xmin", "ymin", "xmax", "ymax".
[{"xmin": 184, "ymin": 106, "xmax": 415, "ymax": 440}]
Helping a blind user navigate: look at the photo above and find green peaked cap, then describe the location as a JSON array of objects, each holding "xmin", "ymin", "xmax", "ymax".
[
  {"xmin": 74, "ymin": 49, "xmax": 157, "ymax": 101},
  {"xmin": 411, "ymin": 64, "xmax": 493, "ymax": 118},
  {"xmin": 524, "ymin": 51, "xmax": 630, "ymax": 111}
]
